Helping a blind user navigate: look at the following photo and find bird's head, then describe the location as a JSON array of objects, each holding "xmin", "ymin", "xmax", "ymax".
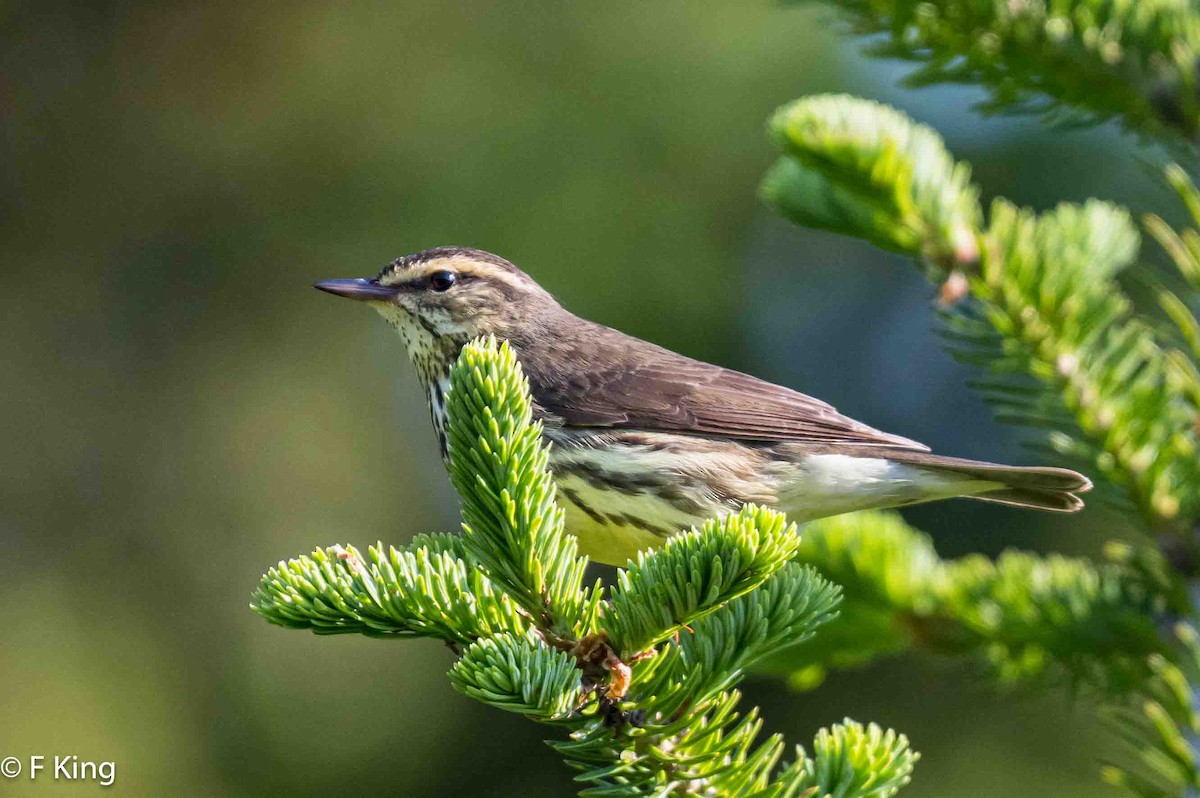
[{"xmin": 315, "ymin": 247, "xmax": 558, "ymax": 380}]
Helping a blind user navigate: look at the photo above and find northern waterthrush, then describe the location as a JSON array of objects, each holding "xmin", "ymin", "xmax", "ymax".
[{"xmin": 316, "ymin": 247, "xmax": 1091, "ymax": 565}]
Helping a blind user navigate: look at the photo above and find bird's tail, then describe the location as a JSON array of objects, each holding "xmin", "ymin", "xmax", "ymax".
[{"xmin": 888, "ymin": 451, "xmax": 1093, "ymax": 512}]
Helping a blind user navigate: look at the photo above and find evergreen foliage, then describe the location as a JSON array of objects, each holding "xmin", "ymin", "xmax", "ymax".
[
  {"xmin": 251, "ymin": 535, "xmax": 528, "ymax": 643},
  {"xmin": 254, "ymin": 339, "xmax": 912, "ymax": 797},
  {"xmin": 763, "ymin": 94, "xmax": 981, "ymax": 266},
  {"xmin": 450, "ymin": 631, "xmax": 583, "ymax": 718},
  {"xmin": 604, "ymin": 506, "xmax": 805, "ymax": 657},
  {"xmin": 798, "ymin": 0, "xmax": 1200, "ymax": 139},
  {"xmin": 768, "ymin": 510, "xmax": 1173, "ymax": 692},
  {"xmin": 765, "ymin": 93, "xmax": 1200, "ymax": 529},
  {"xmin": 1146, "ymin": 165, "xmax": 1200, "ymax": 387},
  {"xmin": 758, "ymin": 6, "xmax": 1200, "ymax": 792},
  {"xmin": 252, "ymin": 1, "xmax": 1200, "ymax": 793},
  {"xmin": 445, "ymin": 338, "xmax": 599, "ymax": 638}
]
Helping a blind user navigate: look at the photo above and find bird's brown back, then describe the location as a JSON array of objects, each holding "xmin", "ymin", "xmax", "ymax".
[{"xmin": 513, "ymin": 310, "xmax": 928, "ymax": 450}]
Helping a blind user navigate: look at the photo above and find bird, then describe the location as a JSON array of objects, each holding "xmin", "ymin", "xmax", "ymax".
[{"xmin": 315, "ymin": 246, "xmax": 1091, "ymax": 566}]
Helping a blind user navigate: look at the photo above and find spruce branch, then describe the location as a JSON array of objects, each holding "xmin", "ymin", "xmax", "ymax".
[
  {"xmin": 445, "ymin": 336, "xmax": 599, "ymax": 638},
  {"xmin": 945, "ymin": 548, "xmax": 1166, "ymax": 687},
  {"xmin": 760, "ymin": 81, "xmax": 1200, "ymax": 795},
  {"xmin": 774, "ymin": 511, "xmax": 1171, "ymax": 692},
  {"xmin": 1145, "ymin": 164, "xmax": 1200, "ymax": 379},
  {"xmin": 603, "ymin": 505, "xmax": 806, "ymax": 658},
  {"xmin": 778, "ymin": 719, "xmax": 917, "ymax": 798},
  {"xmin": 561, "ymin": 564, "xmax": 844, "ymax": 794},
  {"xmin": 763, "ymin": 94, "xmax": 981, "ymax": 267},
  {"xmin": 558, "ymin": 690, "xmax": 785, "ymax": 796},
  {"xmin": 449, "ymin": 631, "xmax": 583, "ymax": 719},
  {"xmin": 641, "ymin": 563, "xmax": 843, "ymax": 716},
  {"xmin": 972, "ymin": 197, "xmax": 1198, "ymax": 525},
  {"xmin": 771, "ymin": 510, "xmax": 943, "ymax": 675},
  {"xmin": 1100, "ymin": 624, "xmax": 1200, "ymax": 796},
  {"xmin": 252, "ymin": 336, "xmax": 913, "ymax": 797},
  {"xmin": 763, "ymin": 93, "xmax": 1199, "ymax": 528},
  {"xmin": 557, "ymin": 693, "xmax": 909, "ymax": 798},
  {"xmin": 251, "ymin": 536, "xmax": 528, "ymax": 643},
  {"xmin": 798, "ymin": 0, "xmax": 1200, "ymax": 140},
  {"xmin": 769, "ymin": 508, "xmax": 1200, "ymax": 798},
  {"xmin": 1146, "ymin": 165, "xmax": 1200, "ymax": 297}
]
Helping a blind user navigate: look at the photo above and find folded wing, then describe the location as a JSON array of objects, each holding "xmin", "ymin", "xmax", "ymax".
[{"xmin": 521, "ymin": 321, "xmax": 929, "ymax": 451}]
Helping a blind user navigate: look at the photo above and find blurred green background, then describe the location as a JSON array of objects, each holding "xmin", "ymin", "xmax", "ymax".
[{"xmin": 0, "ymin": 2, "xmax": 1170, "ymax": 795}]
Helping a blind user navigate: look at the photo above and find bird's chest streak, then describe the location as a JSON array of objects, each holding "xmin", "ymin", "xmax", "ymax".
[{"xmin": 427, "ymin": 377, "xmax": 451, "ymax": 460}]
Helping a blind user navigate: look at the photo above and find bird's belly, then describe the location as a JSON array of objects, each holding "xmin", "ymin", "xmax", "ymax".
[
  {"xmin": 542, "ymin": 431, "xmax": 991, "ymax": 564},
  {"xmin": 545, "ymin": 430, "xmax": 775, "ymax": 565},
  {"xmin": 553, "ymin": 472, "xmax": 714, "ymax": 565}
]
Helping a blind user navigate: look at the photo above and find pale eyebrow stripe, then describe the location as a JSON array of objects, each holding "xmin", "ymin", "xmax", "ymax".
[{"xmin": 413, "ymin": 258, "xmax": 531, "ymax": 291}]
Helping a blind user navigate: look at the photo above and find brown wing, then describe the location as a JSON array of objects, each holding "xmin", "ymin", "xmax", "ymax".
[{"xmin": 519, "ymin": 320, "xmax": 929, "ymax": 451}]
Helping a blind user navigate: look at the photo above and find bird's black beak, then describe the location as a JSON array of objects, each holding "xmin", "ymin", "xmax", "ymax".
[{"xmin": 313, "ymin": 278, "xmax": 400, "ymax": 301}]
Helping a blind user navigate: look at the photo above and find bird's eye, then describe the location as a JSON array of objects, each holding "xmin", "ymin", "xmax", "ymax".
[{"xmin": 429, "ymin": 270, "xmax": 457, "ymax": 292}]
